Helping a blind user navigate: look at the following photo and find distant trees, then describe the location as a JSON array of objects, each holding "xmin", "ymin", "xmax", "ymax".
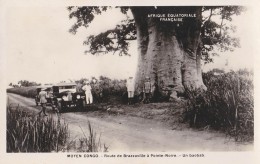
[{"xmin": 12, "ymin": 80, "xmax": 41, "ymax": 87}]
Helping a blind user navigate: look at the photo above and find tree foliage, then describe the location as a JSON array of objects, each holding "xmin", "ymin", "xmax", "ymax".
[
  {"xmin": 68, "ymin": 6, "xmax": 244, "ymax": 63},
  {"xmin": 200, "ymin": 6, "xmax": 244, "ymax": 63},
  {"xmin": 83, "ymin": 19, "xmax": 136, "ymax": 55},
  {"xmin": 18, "ymin": 80, "xmax": 41, "ymax": 87}
]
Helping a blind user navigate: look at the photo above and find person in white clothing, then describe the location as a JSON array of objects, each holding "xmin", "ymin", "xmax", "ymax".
[
  {"xmin": 127, "ymin": 76, "xmax": 135, "ymax": 105},
  {"xmin": 82, "ymin": 81, "xmax": 93, "ymax": 104}
]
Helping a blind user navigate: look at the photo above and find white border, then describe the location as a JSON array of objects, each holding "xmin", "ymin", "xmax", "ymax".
[{"xmin": 1, "ymin": 0, "xmax": 259, "ymax": 164}]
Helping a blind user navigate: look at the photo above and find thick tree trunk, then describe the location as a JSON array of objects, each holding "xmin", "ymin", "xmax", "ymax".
[
  {"xmin": 196, "ymin": 43, "xmax": 207, "ymax": 90},
  {"xmin": 131, "ymin": 7, "xmax": 206, "ymax": 101},
  {"xmin": 131, "ymin": 8, "xmax": 149, "ymax": 94}
]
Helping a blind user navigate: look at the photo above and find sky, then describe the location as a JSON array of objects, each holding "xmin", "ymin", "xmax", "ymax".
[{"xmin": 2, "ymin": 6, "xmax": 255, "ymax": 85}]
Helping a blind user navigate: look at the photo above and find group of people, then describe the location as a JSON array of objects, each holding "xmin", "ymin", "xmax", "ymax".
[
  {"xmin": 37, "ymin": 81, "xmax": 94, "ymax": 116},
  {"xmin": 38, "ymin": 76, "xmax": 153, "ymax": 116},
  {"xmin": 127, "ymin": 76, "xmax": 152, "ymax": 105},
  {"xmin": 80, "ymin": 76, "xmax": 153, "ymax": 105},
  {"xmin": 80, "ymin": 77, "xmax": 153, "ymax": 105}
]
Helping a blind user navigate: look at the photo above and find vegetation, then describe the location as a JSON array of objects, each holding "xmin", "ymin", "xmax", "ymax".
[
  {"xmin": 185, "ymin": 69, "xmax": 253, "ymax": 142},
  {"xmin": 7, "ymin": 70, "xmax": 254, "ymax": 142},
  {"xmin": 7, "ymin": 106, "xmax": 108, "ymax": 152},
  {"xmin": 68, "ymin": 6, "xmax": 245, "ymax": 97},
  {"xmin": 90, "ymin": 76, "xmax": 127, "ymax": 103},
  {"xmin": 7, "ymin": 76, "xmax": 127, "ymax": 103},
  {"xmin": 68, "ymin": 6, "xmax": 243, "ymax": 60},
  {"xmin": 7, "ymin": 86, "xmax": 38, "ymax": 98},
  {"xmin": 9, "ymin": 80, "xmax": 41, "ymax": 88},
  {"xmin": 77, "ymin": 122, "xmax": 108, "ymax": 152},
  {"xmin": 17, "ymin": 80, "xmax": 41, "ymax": 87},
  {"xmin": 7, "ymin": 106, "xmax": 69, "ymax": 152}
]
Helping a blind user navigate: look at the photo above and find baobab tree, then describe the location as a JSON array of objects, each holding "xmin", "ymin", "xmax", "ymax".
[{"xmin": 68, "ymin": 6, "xmax": 243, "ymax": 100}]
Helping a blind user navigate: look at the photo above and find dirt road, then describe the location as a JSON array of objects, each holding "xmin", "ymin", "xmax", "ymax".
[{"xmin": 7, "ymin": 93, "xmax": 253, "ymax": 152}]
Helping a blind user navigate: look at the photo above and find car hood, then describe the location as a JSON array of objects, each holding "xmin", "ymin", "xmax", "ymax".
[{"xmin": 59, "ymin": 88, "xmax": 77, "ymax": 93}]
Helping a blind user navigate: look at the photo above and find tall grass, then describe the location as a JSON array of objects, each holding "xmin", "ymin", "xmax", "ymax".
[
  {"xmin": 185, "ymin": 69, "xmax": 254, "ymax": 142},
  {"xmin": 7, "ymin": 106, "xmax": 69, "ymax": 152},
  {"xmin": 7, "ymin": 106, "xmax": 108, "ymax": 152},
  {"xmin": 77, "ymin": 122, "xmax": 108, "ymax": 152},
  {"xmin": 7, "ymin": 86, "xmax": 37, "ymax": 98}
]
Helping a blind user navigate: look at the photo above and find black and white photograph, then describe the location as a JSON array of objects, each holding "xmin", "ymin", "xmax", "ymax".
[{"xmin": 0, "ymin": 1, "xmax": 259, "ymax": 164}]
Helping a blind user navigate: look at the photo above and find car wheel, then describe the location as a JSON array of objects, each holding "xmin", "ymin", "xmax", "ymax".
[{"xmin": 75, "ymin": 100, "xmax": 83, "ymax": 109}]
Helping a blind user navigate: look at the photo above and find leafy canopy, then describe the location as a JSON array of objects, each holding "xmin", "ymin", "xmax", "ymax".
[{"xmin": 68, "ymin": 6, "xmax": 244, "ymax": 62}]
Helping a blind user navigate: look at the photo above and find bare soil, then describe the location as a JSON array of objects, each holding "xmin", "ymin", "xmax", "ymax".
[{"xmin": 87, "ymin": 100, "xmax": 189, "ymax": 129}]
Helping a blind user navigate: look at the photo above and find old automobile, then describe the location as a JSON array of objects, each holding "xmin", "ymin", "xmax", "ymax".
[{"xmin": 52, "ymin": 82, "xmax": 86, "ymax": 112}]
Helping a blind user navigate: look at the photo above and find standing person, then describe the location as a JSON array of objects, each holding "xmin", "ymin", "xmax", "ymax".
[
  {"xmin": 127, "ymin": 76, "xmax": 135, "ymax": 105},
  {"xmin": 82, "ymin": 80, "xmax": 93, "ymax": 104},
  {"xmin": 38, "ymin": 88, "xmax": 48, "ymax": 116},
  {"xmin": 92, "ymin": 78, "xmax": 103, "ymax": 103},
  {"xmin": 76, "ymin": 82, "xmax": 83, "ymax": 92},
  {"xmin": 45, "ymin": 89, "xmax": 52, "ymax": 104},
  {"xmin": 143, "ymin": 76, "xmax": 152, "ymax": 103}
]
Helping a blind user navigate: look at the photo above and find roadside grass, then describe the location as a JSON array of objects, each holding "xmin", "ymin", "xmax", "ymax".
[
  {"xmin": 7, "ymin": 86, "xmax": 37, "ymax": 98},
  {"xmin": 77, "ymin": 122, "xmax": 108, "ymax": 152},
  {"xmin": 7, "ymin": 105, "xmax": 108, "ymax": 152},
  {"xmin": 185, "ymin": 69, "xmax": 254, "ymax": 142}
]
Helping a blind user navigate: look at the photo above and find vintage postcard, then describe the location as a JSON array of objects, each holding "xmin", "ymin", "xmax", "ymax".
[{"xmin": 0, "ymin": 0, "xmax": 259, "ymax": 164}]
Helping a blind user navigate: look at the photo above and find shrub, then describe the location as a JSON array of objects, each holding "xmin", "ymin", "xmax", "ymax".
[
  {"xmin": 185, "ymin": 69, "xmax": 254, "ymax": 142},
  {"xmin": 77, "ymin": 76, "xmax": 127, "ymax": 103}
]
